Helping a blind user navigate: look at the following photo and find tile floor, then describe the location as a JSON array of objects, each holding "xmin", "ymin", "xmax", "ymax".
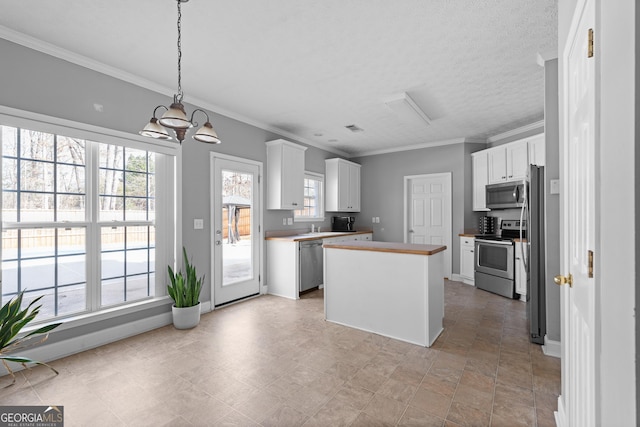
[{"xmin": 0, "ymin": 280, "xmax": 560, "ymax": 426}]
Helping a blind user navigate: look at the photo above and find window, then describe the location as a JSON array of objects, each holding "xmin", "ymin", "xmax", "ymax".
[
  {"xmin": 1, "ymin": 120, "xmax": 175, "ymax": 322},
  {"xmin": 294, "ymin": 172, "xmax": 324, "ymax": 221}
]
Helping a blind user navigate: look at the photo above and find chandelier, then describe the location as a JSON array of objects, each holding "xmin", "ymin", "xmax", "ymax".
[{"xmin": 140, "ymin": 0, "xmax": 221, "ymax": 144}]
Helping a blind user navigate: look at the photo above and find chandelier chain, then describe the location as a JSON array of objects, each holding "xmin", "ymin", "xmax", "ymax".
[{"xmin": 176, "ymin": 0, "xmax": 183, "ymax": 102}]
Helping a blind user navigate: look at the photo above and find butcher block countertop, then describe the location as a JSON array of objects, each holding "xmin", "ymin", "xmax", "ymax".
[
  {"xmin": 323, "ymin": 241, "xmax": 446, "ymax": 256},
  {"xmin": 265, "ymin": 230, "xmax": 372, "ymax": 242}
]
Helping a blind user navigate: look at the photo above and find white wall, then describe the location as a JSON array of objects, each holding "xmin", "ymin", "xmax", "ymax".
[{"xmin": 597, "ymin": 0, "xmax": 636, "ymax": 424}]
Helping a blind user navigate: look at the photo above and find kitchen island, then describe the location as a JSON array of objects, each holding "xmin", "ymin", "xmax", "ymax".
[{"xmin": 323, "ymin": 241, "xmax": 446, "ymax": 347}]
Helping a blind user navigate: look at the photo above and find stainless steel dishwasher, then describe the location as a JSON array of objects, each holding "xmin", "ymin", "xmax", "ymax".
[{"xmin": 299, "ymin": 240, "xmax": 324, "ymax": 292}]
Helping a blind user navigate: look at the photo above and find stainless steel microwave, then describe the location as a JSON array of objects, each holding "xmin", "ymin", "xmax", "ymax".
[{"xmin": 486, "ymin": 181, "xmax": 526, "ymax": 209}]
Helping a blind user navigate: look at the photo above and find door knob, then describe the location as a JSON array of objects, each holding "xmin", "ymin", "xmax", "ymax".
[{"xmin": 554, "ymin": 273, "xmax": 573, "ymax": 287}]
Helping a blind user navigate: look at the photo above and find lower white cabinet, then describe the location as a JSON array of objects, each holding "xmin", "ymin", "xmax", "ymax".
[
  {"xmin": 515, "ymin": 241, "xmax": 527, "ymax": 299},
  {"xmin": 267, "ymin": 232, "xmax": 373, "ymax": 299},
  {"xmin": 459, "ymin": 236, "xmax": 475, "ymax": 285}
]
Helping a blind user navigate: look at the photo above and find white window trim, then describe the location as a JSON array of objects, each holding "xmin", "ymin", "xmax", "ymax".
[
  {"xmin": 294, "ymin": 171, "xmax": 325, "ymax": 222},
  {"xmin": 0, "ymin": 105, "xmax": 180, "ymax": 324}
]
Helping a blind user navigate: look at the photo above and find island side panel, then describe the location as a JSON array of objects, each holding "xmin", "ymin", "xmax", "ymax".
[
  {"xmin": 266, "ymin": 240, "xmax": 299, "ymax": 300},
  {"xmin": 325, "ymin": 247, "xmax": 440, "ymax": 347},
  {"xmin": 427, "ymin": 251, "xmax": 445, "ymax": 346}
]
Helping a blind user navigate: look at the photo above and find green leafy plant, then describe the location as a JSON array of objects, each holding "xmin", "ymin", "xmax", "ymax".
[
  {"xmin": 0, "ymin": 291, "xmax": 61, "ymax": 386},
  {"xmin": 167, "ymin": 247, "xmax": 204, "ymax": 308}
]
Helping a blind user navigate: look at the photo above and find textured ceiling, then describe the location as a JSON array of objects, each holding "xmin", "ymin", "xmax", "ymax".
[{"xmin": 0, "ymin": 1, "xmax": 557, "ymax": 156}]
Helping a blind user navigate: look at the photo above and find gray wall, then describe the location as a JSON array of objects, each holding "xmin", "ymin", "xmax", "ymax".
[
  {"xmin": 352, "ymin": 142, "xmax": 486, "ymax": 275},
  {"xmin": 543, "ymin": 58, "xmax": 560, "ymax": 342},
  {"xmin": 0, "ymin": 39, "xmax": 341, "ymax": 337}
]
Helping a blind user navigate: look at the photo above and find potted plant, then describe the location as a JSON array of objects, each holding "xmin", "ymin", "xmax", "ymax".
[
  {"xmin": 167, "ymin": 247, "xmax": 204, "ymax": 329},
  {"xmin": 0, "ymin": 291, "xmax": 62, "ymax": 385}
]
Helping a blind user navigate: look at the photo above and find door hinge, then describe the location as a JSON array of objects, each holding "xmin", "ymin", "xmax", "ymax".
[
  {"xmin": 258, "ymin": 175, "xmax": 261, "ymax": 184},
  {"xmin": 588, "ymin": 28, "xmax": 594, "ymax": 58},
  {"xmin": 259, "ymin": 274, "xmax": 261, "ymax": 282},
  {"xmin": 588, "ymin": 250, "xmax": 594, "ymax": 278}
]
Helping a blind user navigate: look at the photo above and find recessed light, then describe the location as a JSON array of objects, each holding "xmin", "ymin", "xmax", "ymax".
[
  {"xmin": 314, "ymin": 133, "xmax": 323, "ymax": 137},
  {"xmin": 328, "ymin": 139, "xmax": 338, "ymax": 143}
]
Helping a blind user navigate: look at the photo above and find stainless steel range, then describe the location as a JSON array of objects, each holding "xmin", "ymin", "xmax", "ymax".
[{"xmin": 474, "ymin": 220, "xmax": 526, "ymax": 299}]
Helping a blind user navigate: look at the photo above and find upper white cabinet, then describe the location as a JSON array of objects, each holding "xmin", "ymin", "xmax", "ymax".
[
  {"xmin": 325, "ymin": 158, "xmax": 361, "ymax": 212},
  {"xmin": 488, "ymin": 141, "xmax": 529, "ymax": 184},
  {"xmin": 528, "ymin": 134, "xmax": 546, "ymax": 166},
  {"xmin": 266, "ymin": 140, "xmax": 307, "ymax": 210},
  {"xmin": 472, "ymin": 133, "xmax": 544, "ymax": 211},
  {"xmin": 472, "ymin": 151, "xmax": 489, "ymax": 211}
]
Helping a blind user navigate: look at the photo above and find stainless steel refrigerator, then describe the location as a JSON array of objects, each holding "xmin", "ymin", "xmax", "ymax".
[{"xmin": 523, "ymin": 165, "xmax": 546, "ymax": 344}]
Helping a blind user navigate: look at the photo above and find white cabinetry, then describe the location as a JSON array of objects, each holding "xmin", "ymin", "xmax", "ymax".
[
  {"xmin": 528, "ymin": 134, "xmax": 546, "ymax": 166},
  {"xmin": 515, "ymin": 241, "xmax": 527, "ymax": 299},
  {"xmin": 488, "ymin": 141, "xmax": 529, "ymax": 184},
  {"xmin": 325, "ymin": 158, "xmax": 361, "ymax": 212},
  {"xmin": 459, "ymin": 236, "xmax": 475, "ymax": 285},
  {"xmin": 472, "ymin": 151, "xmax": 489, "ymax": 211},
  {"xmin": 267, "ymin": 232, "xmax": 372, "ymax": 299},
  {"xmin": 266, "ymin": 140, "xmax": 307, "ymax": 210}
]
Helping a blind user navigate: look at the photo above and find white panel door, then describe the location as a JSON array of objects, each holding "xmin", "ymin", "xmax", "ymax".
[
  {"xmin": 406, "ymin": 173, "xmax": 451, "ymax": 279},
  {"xmin": 559, "ymin": 0, "xmax": 596, "ymax": 425}
]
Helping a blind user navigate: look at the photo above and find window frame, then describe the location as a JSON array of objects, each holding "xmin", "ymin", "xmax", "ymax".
[
  {"xmin": 0, "ymin": 106, "xmax": 179, "ymax": 324},
  {"xmin": 294, "ymin": 171, "xmax": 324, "ymax": 222}
]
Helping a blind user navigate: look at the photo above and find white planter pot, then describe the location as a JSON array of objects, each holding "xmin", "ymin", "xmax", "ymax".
[{"xmin": 172, "ymin": 302, "xmax": 201, "ymax": 329}]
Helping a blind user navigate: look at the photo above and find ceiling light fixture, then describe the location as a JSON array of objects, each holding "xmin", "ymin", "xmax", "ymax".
[
  {"xmin": 385, "ymin": 92, "xmax": 432, "ymax": 126},
  {"xmin": 140, "ymin": 0, "xmax": 221, "ymax": 145}
]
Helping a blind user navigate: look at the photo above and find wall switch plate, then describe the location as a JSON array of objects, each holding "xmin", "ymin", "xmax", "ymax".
[
  {"xmin": 550, "ymin": 179, "xmax": 560, "ymax": 194},
  {"xmin": 372, "ymin": 217, "xmax": 376, "ymax": 223},
  {"xmin": 282, "ymin": 218, "xmax": 287, "ymax": 225},
  {"xmin": 287, "ymin": 217, "xmax": 293, "ymax": 225},
  {"xmin": 375, "ymin": 217, "xmax": 380, "ymax": 223},
  {"xmin": 194, "ymin": 219, "xmax": 204, "ymax": 229}
]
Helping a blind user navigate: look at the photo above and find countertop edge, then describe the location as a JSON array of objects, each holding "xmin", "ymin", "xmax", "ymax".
[{"xmin": 324, "ymin": 242, "xmax": 447, "ymax": 256}]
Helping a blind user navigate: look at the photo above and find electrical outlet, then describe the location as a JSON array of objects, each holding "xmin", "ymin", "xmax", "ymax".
[{"xmin": 194, "ymin": 219, "xmax": 204, "ymax": 229}]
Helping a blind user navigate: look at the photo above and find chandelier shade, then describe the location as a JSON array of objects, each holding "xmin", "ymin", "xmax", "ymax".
[
  {"xmin": 139, "ymin": 0, "xmax": 221, "ymax": 145},
  {"xmin": 159, "ymin": 102, "xmax": 192, "ymax": 130}
]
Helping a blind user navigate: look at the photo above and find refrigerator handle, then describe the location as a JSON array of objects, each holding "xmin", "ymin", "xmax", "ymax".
[{"xmin": 520, "ymin": 197, "xmax": 529, "ymax": 273}]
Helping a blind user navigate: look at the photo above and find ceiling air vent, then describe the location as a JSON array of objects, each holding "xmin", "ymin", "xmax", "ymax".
[{"xmin": 345, "ymin": 124, "xmax": 364, "ymax": 133}]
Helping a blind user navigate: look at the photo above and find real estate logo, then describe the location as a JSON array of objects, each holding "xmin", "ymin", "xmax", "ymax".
[{"xmin": 0, "ymin": 406, "xmax": 63, "ymax": 427}]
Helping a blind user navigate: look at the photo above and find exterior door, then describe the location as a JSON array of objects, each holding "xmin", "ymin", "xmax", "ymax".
[
  {"xmin": 211, "ymin": 154, "xmax": 261, "ymax": 306},
  {"xmin": 405, "ymin": 173, "xmax": 452, "ymax": 279},
  {"xmin": 558, "ymin": 0, "xmax": 596, "ymax": 425}
]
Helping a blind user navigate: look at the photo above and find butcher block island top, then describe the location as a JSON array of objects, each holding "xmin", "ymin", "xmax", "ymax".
[
  {"xmin": 323, "ymin": 240, "xmax": 446, "ymax": 255},
  {"xmin": 324, "ymin": 241, "xmax": 446, "ymax": 347}
]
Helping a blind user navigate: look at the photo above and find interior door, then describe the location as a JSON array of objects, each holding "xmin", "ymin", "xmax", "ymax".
[
  {"xmin": 405, "ymin": 173, "xmax": 451, "ymax": 279},
  {"xmin": 211, "ymin": 155, "xmax": 261, "ymax": 306},
  {"xmin": 558, "ymin": 0, "xmax": 596, "ymax": 425}
]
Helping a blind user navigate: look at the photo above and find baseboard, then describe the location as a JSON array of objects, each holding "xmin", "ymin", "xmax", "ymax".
[
  {"xmin": 0, "ymin": 311, "xmax": 172, "ymax": 376},
  {"xmin": 450, "ymin": 274, "xmax": 475, "ymax": 286},
  {"xmin": 555, "ymin": 395, "xmax": 568, "ymax": 427},
  {"xmin": 542, "ymin": 336, "xmax": 561, "ymax": 358},
  {"xmin": 201, "ymin": 300, "xmax": 213, "ymax": 313}
]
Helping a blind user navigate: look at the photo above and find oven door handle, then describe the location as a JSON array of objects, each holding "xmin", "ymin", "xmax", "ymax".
[{"xmin": 475, "ymin": 239, "xmax": 514, "ymax": 246}]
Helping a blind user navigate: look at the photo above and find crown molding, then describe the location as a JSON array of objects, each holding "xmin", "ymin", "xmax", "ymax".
[
  {"xmin": 487, "ymin": 120, "xmax": 545, "ymax": 143},
  {"xmin": 352, "ymin": 137, "xmax": 487, "ymax": 158},
  {"xmin": 0, "ymin": 26, "xmax": 350, "ymax": 158}
]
